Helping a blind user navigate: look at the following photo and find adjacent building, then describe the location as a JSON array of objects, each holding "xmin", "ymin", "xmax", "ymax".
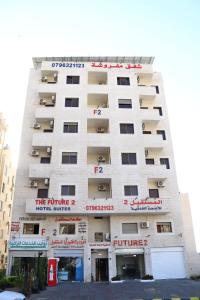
[{"xmin": 7, "ymin": 57, "xmax": 196, "ymax": 281}]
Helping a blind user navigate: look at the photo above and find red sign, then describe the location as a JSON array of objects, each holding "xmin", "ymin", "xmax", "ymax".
[
  {"xmin": 91, "ymin": 62, "xmax": 142, "ymax": 69},
  {"xmin": 48, "ymin": 258, "xmax": 57, "ymax": 286},
  {"xmin": 50, "ymin": 239, "xmax": 86, "ymax": 248},
  {"xmin": 55, "ymin": 217, "xmax": 82, "ymax": 222},
  {"xmin": 113, "ymin": 240, "xmax": 148, "ymax": 247}
]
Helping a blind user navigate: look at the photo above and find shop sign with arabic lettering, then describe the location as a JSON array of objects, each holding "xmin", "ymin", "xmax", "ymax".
[
  {"xmin": 123, "ymin": 198, "xmax": 163, "ymax": 212},
  {"xmin": 9, "ymin": 238, "xmax": 48, "ymax": 250}
]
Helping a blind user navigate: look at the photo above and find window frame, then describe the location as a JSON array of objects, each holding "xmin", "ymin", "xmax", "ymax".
[
  {"xmin": 120, "ymin": 123, "xmax": 134, "ymax": 134},
  {"xmin": 37, "ymin": 189, "xmax": 49, "ymax": 198},
  {"xmin": 156, "ymin": 222, "xmax": 173, "ymax": 234},
  {"xmin": 23, "ymin": 223, "xmax": 40, "ymax": 235},
  {"xmin": 121, "ymin": 153, "xmax": 137, "ymax": 165},
  {"xmin": 66, "ymin": 76, "xmax": 80, "ymax": 84},
  {"xmin": 63, "ymin": 122, "xmax": 78, "ymax": 133},
  {"xmin": 149, "ymin": 189, "xmax": 159, "ymax": 198},
  {"xmin": 122, "ymin": 223, "xmax": 138, "ymax": 234},
  {"xmin": 65, "ymin": 98, "xmax": 79, "ymax": 107},
  {"xmin": 59, "ymin": 223, "xmax": 76, "ymax": 235},
  {"xmin": 61, "ymin": 185, "xmax": 76, "ymax": 196},
  {"xmin": 62, "ymin": 152, "xmax": 77, "ymax": 164},
  {"xmin": 118, "ymin": 99, "xmax": 132, "ymax": 108},
  {"xmin": 124, "ymin": 185, "xmax": 138, "ymax": 196},
  {"xmin": 117, "ymin": 77, "xmax": 130, "ymax": 86}
]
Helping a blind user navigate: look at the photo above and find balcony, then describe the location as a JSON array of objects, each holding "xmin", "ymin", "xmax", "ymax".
[
  {"xmin": 39, "ymin": 93, "xmax": 56, "ymax": 107},
  {"xmin": 33, "ymin": 119, "xmax": 54, "ymax": 133},
  {"xmin": 41, "ymin": 71, "xmax": 58, "ymax": 84},
  {"xmin": 88, "ymin": 178, "xmax": 112, "ymax": 200},
  {"xmin": 88, "ymin": 71, "xmax": 107, "ymax": 85},
  {"xmin": 88, "ymin": 216, "xmax": 111, "ymax": 243},
  {"xmin": 87, "ymin": 119, "xmax": 109, "ymax": 135},
  {"xmin": 87, "ymin": 147, "xmax": 110, "ymax": 164}
]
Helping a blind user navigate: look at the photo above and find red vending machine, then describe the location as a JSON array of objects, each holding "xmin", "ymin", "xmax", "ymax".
[{"xmin": 48, "ymin": 258, "xmax": 58, "ymax": 286}]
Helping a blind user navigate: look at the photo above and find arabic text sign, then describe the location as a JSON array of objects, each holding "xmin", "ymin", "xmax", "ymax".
[
  {"xmin": 51, "ymin": 239, "xmax": 86, "ymax": 248},
  {"xmin": 123, "ymin": 198, "xmax": 163, "ymax": 212},
  {"xmin": 90, "ymin": 62, "xmax": 142, "ymax": 69},
  {"xmin": 9, "ymin": 238, "xmax": 48, "ymax": 250}
]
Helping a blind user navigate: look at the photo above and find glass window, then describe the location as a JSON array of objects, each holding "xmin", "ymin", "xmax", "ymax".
[
  {"xmin": 59, "ymin": 224, "xmax": 75, "ymax": 234},
  {"xmin": 63, "ymin": 122, "xmax": 78, "ymax": 133},
  {"xmin": 40, "ymin": 157, "xmax": 51, "ymax": 164},
  {"xmin": 2, "ymin": 183, "xmax": 5, "ymax": 193},
  {"xmin": 23, "ymin": 223, "xmax": 39, "ymax": 234},
  {"xmin": 37, "ymin": 189, "xmax": 48, "ymax": 198},
  {"xmin": 149, "ymin": 189, "xmax": 159, "ymax": 198},
  {"xmin": 160, "ymin": 158, "xmax": 170, "ymax": 169},
  {"xmin": 61, "ymin": 185, "xmax": 75, "ymax": 196},
  {"xmin": 120, "ymin": 124, "xmax": 134, "ymax": 134},
  {"xmin": 117, "ymin": 77, "xmax": 130, "ymax": 85},
  {"xmin": 122, "ymin": 223, "xmax": 138, "ymax": 234},
  {"xmin": 62, "ymin": 152, "xmax": 77, "ymax": 164},
  {"xmin": 157, "ymin": 222, "xmax": 172, "ymax": 233},
  {"xmin": 95, "ymin": 232, "xmax": 103, "ymax": 242},
  {"xmin": 121, "ymin": 153, "xmax": 137, "ymax": 165},
  {"xmin": 153, "ymin": 106, "xmax": 163, "ymax": 116},
  {"xmin": 118, "ymin": 99, "xmax": 132, "ymax": 108},
  {"xmin": 66, "ymin": 76, "xmax": 80, "ymax": 84},
  {"xmin": 65, "ymin": 98, "xmax": 79, "ymax": 107},
  {"xmin": 157, "ymin": 130, "xmax": 166, "ymax": 140},
  {"xmin": 146, "ymin": 158, "xmax": 155, "ymax": 165},
  {"xmin": 124, "ymin": 185, "xmax": 138, "ymax": 196}
]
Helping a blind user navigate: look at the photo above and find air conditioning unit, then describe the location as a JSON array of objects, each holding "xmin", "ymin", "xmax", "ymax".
[
  {"xmin": 97, "ymin": 155, "xmax": 106, "ymax": 163},
  {"xmin": 44, "ymin": 178, "xmax": 49, "ymax": 186},
  {"xmin": 31, "ymin": 150, "xmax": 39, "ymax": 157},
  {"xmin": 105, "ymin": 233, "xmax": 111, "ymax": 241},
  {"xmin": 98, "ymin": 184, "xmax": 106, "ymax": 191},
  {"xmin": 47, "ymin": 147, "xmax": 51, "ymax": 154},
  {"xmin": 51, "ymin": 95, "xmax": 56, "ymax": 103},
  {"xmin": 145, "ymin": 149, "xmax": 149, "ymax": 157},
  {"xmin": 97, "ymin": 127, "xmax": 105, "ymax": 133},
  {"xmin": 53, "ymin": 73, "xmax": 57, "ymax": 78},
  {"xmin": 33, "ymin": 122, "xmax": 41, "ymax": 129},
  {"xmin": 142, "ymin": 123, "xmax": 145, "ymax": 130},
  {"xmin": 50, "ymin": 120, "xmax": 54, "ymax": 128},
  {"xmin": 30, "ymin": 180, "xmax": 38, "ymax": 188},
  {"xmin": 157, "ymin": 181, "xmax": 165, "ymax": 188},
  {"xmin": 140, "ymin": 221, "xmax": 150, "ymax": 229},
  {"xmin": 41, "ymin": 76, "xmax": 47, "ymax": 82},
  {"xmin": 40, "ymin": 98, "xmax": 46, "ymax": 105}
]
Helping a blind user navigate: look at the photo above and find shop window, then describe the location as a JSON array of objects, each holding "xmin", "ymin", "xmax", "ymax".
[
  {"xmin": 117, "ymin": 77, "xmax": 130, "ymax": 86},
  {"xmin": 160, "ymin": 158, "xmax": 170, "ymax": 169},
  {"xmin": 118, "ymin": 99, "xmax": 132, "ymax": 108},
  {"xmin": 66, "ymin": 76, "xmax": 80, "ymax": 84},
  {"xmin": 59, "ymin": 223, "xmax": 75, "ymax": 235},
  {"xmin": 121, "ymin": 153, "xmax": 137, "ymax": 165},
  {"xmin": 62, "ymin": 152, "xmax": 77, "ymax": 164},
  {"xmin": 124, "ymin": 185, "xmax": 138, "ymax": 196},
  {"xmin": 40, "ymin": 157, "xmax": 51, "ymax": 164},
  {"xmin": 94, "ymin": 232, "xmax": 103, "ymax": 242},
  {"xmin": 149, "ymin": 189, "xmax": 159, "ymax": 198},
  {"xmin": 65, "ymin": 98, "xmax": 79, "ymax": 107},
  {"xmin": 120, "ymin": 123, "xmax": 134, "ymax": 134},
  {"xmin": 63, "ymin": 122, "xmax": 78, "ymax": 133},
  {"xmin": 37, "ymin": 189, "xmax": 48, "ymax": 198},
  {"xmin": 122, "ymin": 223, "xmax": 138, "ymax": 234},
  {"xmin": 61, "ymin": 185, "xmax": 75, "ymax": 196},
  {"xmin": 23, "ymin": 223, "xmax": 39, "ymax": 234},
  {"xmin": 156, "ymin": 222, "xmax": 172, "ymax": 233}
]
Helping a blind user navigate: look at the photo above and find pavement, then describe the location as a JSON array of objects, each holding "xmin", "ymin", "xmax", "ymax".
[{"xmin": 29, "ymin": 279, "xmax": 200, "ymax": 300}]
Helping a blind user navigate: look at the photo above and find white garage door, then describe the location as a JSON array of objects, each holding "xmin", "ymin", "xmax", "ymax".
[{"xmin": 151, "ymin": 247, "xmax": 186, "ymax": 279}]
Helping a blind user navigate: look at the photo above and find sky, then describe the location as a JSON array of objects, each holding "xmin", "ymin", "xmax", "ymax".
[{"xmin": 0, "ymin": 0, "xmax": 200, "ymax": 247}]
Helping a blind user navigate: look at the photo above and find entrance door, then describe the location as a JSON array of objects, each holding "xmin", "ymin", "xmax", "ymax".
[{"xmin": 96, "ymin": 258, "xmax": 108, "ymax": 281}]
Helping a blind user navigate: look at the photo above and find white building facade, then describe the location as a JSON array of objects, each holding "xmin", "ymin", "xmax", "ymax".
[{"xmin": 8, "ymin": 57, "xmax": 190, "ymax": 281}]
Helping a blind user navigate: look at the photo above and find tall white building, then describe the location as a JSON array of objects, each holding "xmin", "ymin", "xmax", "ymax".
[{"xmin": 8, "ymin": 57, "xmax": 192, "ymax": 281}]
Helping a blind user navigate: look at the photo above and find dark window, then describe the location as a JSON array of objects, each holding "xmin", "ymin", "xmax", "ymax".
[
  {"xmin": 61, "ymin": 185, "xmax": 75, "ymax": 196},
  {"xmin": 40, "ymin": 157, "xmax": 51, "ymax": 164},
  {"xmin": 63, "ymin": 122, "xmax": 78, "ymax": 133},
  {"xmin": 66, "ymin": 76, "xmax": 80, "ymax": 84},
  {"xmin": 155, "ymin": 86, "xmax": 159, "ymax": 94},
  {"xmin": 160, "ymin": 158, "xmax": 170, "ymax": 169},
  {"xmin": 146, "ymin": 158, "xmax": 155, "ymax": 165},
  {"xmin": 153, "ymin": 106, "xmax": 163, "ymax": 116},
  {"xmin": 2, "ymin": 183, "xmax": 5, "ymax": 193},
  {"xmin": 118, "ymin": 99, "xmax": 132, "ymax": 108},
  {"xmin": 140, "ymin": 107, "xmax": 148, "ymax": 109},
  {"xmin": 23, "ymin": 223, "xmax": 39, "ymax": 234},
  {"xmin": 121, "ymin": 153, "xmax": 137, "ymax": 165},
  {"xmin": 117, "ymin": 77, "xmax": 130, "ymax": 86},
  {"xmin": 95, "ymin": 232, "xmax": 103, "ymax": 242},
  {"xmin": 59, "ymin": 224, "xmax": 75, "ymax": 234},
  {"xmin": 120, "ymin": 123, "xmax": 134, "ymax": 134},
  {"xmin": 157, "ymin": 222, "xmax": 172, "ymax": 233},
  {"xmin": 122, "ymin": 223, "xmax": 138, "ymax": 234},
  {"xmin": 143, "ymin": 131, "xmax": 151, "ymax": 134},
  {"xmin": 124, "ymin": 185, "xmax": 138, "ymax": 196},
  {"xmin": 149, "ymin": 189, "xmax": 159, "ymax": 198},
  {"xmin": 37, "ymin": 189, "xmax": 48, "ymax": 198},
  {"xmin": 43, "ymin": 129, "xmax": 53, "ymax": 133},
  {"xmin": 157, "ymin": 130, "xmax": 166, "ymax": 140},
  {"xmin": 65, "ymin": 98, "xmax": 79, "ymax": 107},
  {"xmin": 62, "ymin": 152, "xmax": 77, "ymax": 164}
]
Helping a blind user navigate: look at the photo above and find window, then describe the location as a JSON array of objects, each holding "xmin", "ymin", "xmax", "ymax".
[
  {"xmin": 0, "ymin": 201, "xmax": 2, "ymax": 211},
  {"xmin": 160, "ymin": 158, "xmax": 170, "ymax": 169},
  {"xmin": 62, "ymin": 152, "xmax": 77, "ymax": 164},
  {"xmin": 157, "ymin": 130, "xmax": 166, "ymax": 140},
  {"xmin": 122, "ymin": 223, "xmax": 138, "ymax": 234},
  {"xmin": 156, "ymin": 222, "xmax": 172, "ymax": 233},
  {"xmin": 23, "ymin": 223, "xmax": 39, "ymax": 234},
  {"xmin": 120, "ymin": 123, "xmax": 134, "ymax": 134},
  {"xmin": 61, "ymin": 185, "xmax": 75, "ymax": 196},
  {"xmin": 149, "ymin": 189, "xmax": 159, "ymax": 198},
  {"xmin": 124, "ymin": 185, "xmax": 138, "ymax": 196},
  {"xmin": 40, "ymin": 157, "xmax": 51, "ymax": 164},
  {"xmin": 121, "ymin": 153, "xmax": 137, "ymax": 165},
  {"xmin": 65, "ymin": 98, "xmax": 79, "ymax": 107},
  {"xmin": 2, "ymin": 183, "xmax": 5, "ymax": 193},
  {"xmin": 146, "ymin": 158, "xmax": 155, "ymax": 165},
  {"xmin": 143, "ymin": 131, "xmax": 151, "ymax": 134},
  {"xmin": 59, "ymin": 223, "xmax": 75, "ymax": 234},
  {"xmin": 153, "ymin": 106, "xmax": 163, "ymax": 116},
  {"xmin": 118, "ymin": 99, "xmax": 132, "ymax": 108},
  {"xmin": 0, "ymin": 229, "xmax": 3, "ymax": 239},
  {"xmin": 117, "ymin": 77, "xmax": 130, "ymax": 86},
  {"xmin": 43, "ymin": 129, "xmax": 53, "ymax": 133},
  {"xmin": 63, "ymin": 122, "xmax": 78, "ymax": 133},
  {"xmin": 95, "ymin": 232, "xmax": 103, "ymax": 242},
  {"xmin": 66, "ymin": 76, "xmax": 80, "ymax": 84},
  {"xmin": 155, "ymin": 86, "xmax": 159, "ymax": 94},
  {"xmin": 37, "ymin": 189, "xmax": 48, "ymax": 198}
]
